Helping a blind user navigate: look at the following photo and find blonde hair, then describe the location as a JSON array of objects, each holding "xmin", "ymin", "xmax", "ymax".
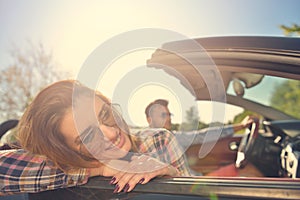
[{"xmin": 18, "ymin": 80, "xmax": 110, "ymax": 171}]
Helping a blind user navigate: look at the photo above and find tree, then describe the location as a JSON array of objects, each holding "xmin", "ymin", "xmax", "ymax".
[
  {"xmin": 280, "ymin": 23, "xmax": 300, "ymax": 36},
  {"xmin": 197, "ymin": 121, "xmax": 208, "ymax": 130},
  {"xmin": 180, "ymin": 106, "xmax": 199, "ymax": 131},
  {"xmin": 270, "ymin": 80, "xmax": 300, "ymax": 119},
  {"xmin": 0, "ymin": 41, "xmax": 70, "ymax": 121},
  {"xmin": 171, "ymin": 123, "xmax": 180, "ymax": 131}
]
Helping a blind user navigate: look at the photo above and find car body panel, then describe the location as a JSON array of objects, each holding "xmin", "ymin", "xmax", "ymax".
[{"xmin": 29, "ymin": 176, "xmax": 300, "ymax": 200}]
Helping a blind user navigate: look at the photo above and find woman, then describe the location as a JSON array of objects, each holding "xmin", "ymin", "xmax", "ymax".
[{"xmin": 17, "ymin": 80, "xmax": 190, "ymax": 193}]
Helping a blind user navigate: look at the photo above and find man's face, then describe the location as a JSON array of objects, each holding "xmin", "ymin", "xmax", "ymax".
[{"xmin": 148, "ymin": 105, "xmax": 172, "ymax": 130}]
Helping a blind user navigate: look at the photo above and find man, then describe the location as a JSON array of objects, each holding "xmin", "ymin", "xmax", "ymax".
[
  {"xmin": 145, "ymin": 99, "xmax": 254, "ymax": 149},
  {"xmin": 145, "ymin": 99, "xmax": 172, "ymax": 130},
  {"xmin": 144, "ymin": 99, "xmax": 264, "ymax": 177}
]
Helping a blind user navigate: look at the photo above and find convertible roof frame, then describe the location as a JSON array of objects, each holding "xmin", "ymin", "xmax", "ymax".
[{"xmin": 147, "ymin": 36, "xmax": 300, "ymax": 120}]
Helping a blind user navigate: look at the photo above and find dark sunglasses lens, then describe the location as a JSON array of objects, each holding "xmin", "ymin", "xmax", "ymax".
[{"xmin": 161, "ymin": 112, "xmax": 172, "ymax": 118}]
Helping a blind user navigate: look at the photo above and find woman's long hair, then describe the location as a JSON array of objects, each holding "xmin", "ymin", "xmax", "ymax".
[{"xmin": 17, "ymin": 80, "xmax": 111, "ymax": 171}]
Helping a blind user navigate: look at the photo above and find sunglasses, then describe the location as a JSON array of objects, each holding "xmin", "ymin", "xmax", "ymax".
[
  {"xmin": 161, "ymin": 112, "xmax": 173, "ymax": 118},
  {"xmin": 77, "ymin": 103, "xmax": 125, "ymax": 159}
]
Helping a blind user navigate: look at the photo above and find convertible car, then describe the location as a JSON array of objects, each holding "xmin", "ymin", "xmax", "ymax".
[{"xmin": 1, "ymin": 36, "xmax": 300, "ymax": 199}]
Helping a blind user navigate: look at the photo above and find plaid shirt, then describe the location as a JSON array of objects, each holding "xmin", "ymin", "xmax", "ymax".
[
  {"xmin": 0, "ymin": 149, "xmax": 89, "ymax": 195},
  {"xmin": 132, "ymin": 128, "xmax": 191, "ymax": 176},
  {"xmin": 0, "ymin": 129, "xmax": 190, "ymax": 195}
]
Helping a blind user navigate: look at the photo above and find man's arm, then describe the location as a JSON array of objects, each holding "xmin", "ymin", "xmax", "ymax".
[
  {"xmin": 175, "ymin": 126, "xmax": 234, "ymax": 148},
  {"xmin": 0, "ymin": 149, "xmax": 90, "ymax": 195},
  {"xmin": 176, "ymin": 116, "xmax": 254, "ymax": 148}
]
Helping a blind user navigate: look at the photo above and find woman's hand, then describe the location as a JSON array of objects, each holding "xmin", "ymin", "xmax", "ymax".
[{"xmin": 103, "ymin": 155, "xmax": 179, "ymax": 193}]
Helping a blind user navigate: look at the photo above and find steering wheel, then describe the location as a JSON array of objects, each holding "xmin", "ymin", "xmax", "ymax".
[
  {"xmin": 262, "ymin": 120, "xmax": 288, "ymax": 139},
  {"xmin": 235, "ymin": 119, "xmax": 259, "ymax": 168}
]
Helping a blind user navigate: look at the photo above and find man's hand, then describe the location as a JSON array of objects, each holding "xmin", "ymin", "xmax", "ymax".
[{"xmin": 241, "ymin": 116, "xmax": 254, "ymax": 129}]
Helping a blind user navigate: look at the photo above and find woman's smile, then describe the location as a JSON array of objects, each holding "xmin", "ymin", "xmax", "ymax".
[{"xmin": 105, "ymin": 128, "xmax": 125, "ymax": 150}]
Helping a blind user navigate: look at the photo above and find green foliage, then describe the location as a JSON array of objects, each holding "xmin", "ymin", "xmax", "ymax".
[
  {"xmin": 233, "ymin": 110, "xmax": 257, "ymax": 124},
  {"xmin": 186, "ymin": 106, "xmax": 199, "ymax": 124},
  {"xmin": 280, "ymin": 23, "xmax": 300, "ymax": 36},
  {"xmin": 198, "ymin": 121, "xmax": 208, "ymax": 130},
  {"xmin": 180, "ymin": 106, "xmax": 200, "ymax": 131},
  {"xmin": 270, "ymin": 80, "xmax": 300, "ymax": 119},
  {"xmin": 209, "ymin": 121, "xmax": 225, "ymax": 127},
  {"xmin": 171, "ymin": 123, "xmax": 180, "ymax": 131}
]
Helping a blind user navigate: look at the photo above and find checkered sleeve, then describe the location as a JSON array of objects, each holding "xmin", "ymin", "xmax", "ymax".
[
  {"xmin": 0, "ymin": 149, "xmax": 89, "ymax": 195},
  {"xmin": 152, "ymin": 130, "xmax": 191, "ymax": 176}
]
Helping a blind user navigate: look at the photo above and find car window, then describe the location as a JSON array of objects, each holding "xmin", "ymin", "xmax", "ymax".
[{"xmin": 227, "ymin": 73, "xmax": 300, "ymax": 120}]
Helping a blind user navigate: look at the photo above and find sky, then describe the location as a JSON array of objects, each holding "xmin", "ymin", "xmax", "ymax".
[{"xmin": 1, "ymin": 0, "xmax": 300, "ymax": 126}]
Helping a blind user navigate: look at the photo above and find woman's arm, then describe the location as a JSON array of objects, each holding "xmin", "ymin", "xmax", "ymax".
[
  {"xmin": 103, "ymin": 129, "xmax": 191, "ymax": 193},
  {"xmin": 0, "ymin": 149, "xmax": 89, "ymax": 195}
]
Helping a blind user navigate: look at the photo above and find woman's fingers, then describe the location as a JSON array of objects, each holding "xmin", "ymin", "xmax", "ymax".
[
  {"xmin": 113, "ymin": 172, "xmax": 134, "ymax": 193},
  {"xmin": 111, "ymin": 163, "xmax": 138, "ymax": 193},
  {"xmin": 112, "ymin": 165, "xmax": 172, "ymax": 193},
  {"xmin": 113, "ymin": 173, "xmax": 149, "ymax": 193},
  {"xmin": 108, "ymin": 156, "xmax": 179, "ymax": 193},
  {"xmin": 125, "ymin": 167, "xmax": 170, "ymax": 192}
]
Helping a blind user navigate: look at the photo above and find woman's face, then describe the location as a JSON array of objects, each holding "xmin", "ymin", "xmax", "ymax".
[{"xmin": 60, "ymin": 95, "xmax": 132, "ymax": 161}]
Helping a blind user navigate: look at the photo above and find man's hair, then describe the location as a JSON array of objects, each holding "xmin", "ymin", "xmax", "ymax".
[{"xmin": 145, "ymin": 99, "xmax": 169, "ymax": 117}]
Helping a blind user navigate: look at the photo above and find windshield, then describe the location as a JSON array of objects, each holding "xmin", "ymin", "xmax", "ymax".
[{"xmin": 227, "ymin": 74, "xmax": 300, "ymax": 120}]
